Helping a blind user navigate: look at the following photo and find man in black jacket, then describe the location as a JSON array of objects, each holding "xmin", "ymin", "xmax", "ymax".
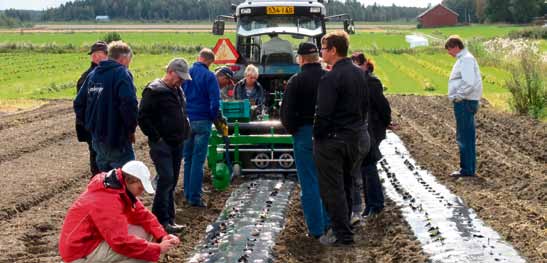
[
  {"xmin": 314, "ymin": 31, "xmax": 370, "ymax": 246},
  {"xmin": 138, "ymin": 58, "xmax": 192, "ymax": 234},
  {"xmin": 280, "ymin": 42, "xmax": 330, "ymax": 239},
  {"xmin": 75, "ymin": 41, "xmax": 108, "ymax": 176}
]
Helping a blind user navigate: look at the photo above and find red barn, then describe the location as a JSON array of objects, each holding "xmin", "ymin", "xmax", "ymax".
[{"xmin": 417, "ymin": 4, "xmax": 459, "ymax": 28}]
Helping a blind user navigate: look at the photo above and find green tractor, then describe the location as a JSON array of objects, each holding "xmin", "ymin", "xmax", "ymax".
[{"xmin": 209, "ymin": 0, "xmax": 355, "ymax": 190}]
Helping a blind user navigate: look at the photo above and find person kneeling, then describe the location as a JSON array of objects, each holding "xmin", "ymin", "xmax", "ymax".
[{"xmin": 59, "ymin": 161, "xmax": 180, "ymax": 263}]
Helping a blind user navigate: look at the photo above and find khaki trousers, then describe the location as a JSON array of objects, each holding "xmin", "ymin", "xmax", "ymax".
[{"xmin": 69, "ymin": 225, "xmax": 154, "ymax": 263}]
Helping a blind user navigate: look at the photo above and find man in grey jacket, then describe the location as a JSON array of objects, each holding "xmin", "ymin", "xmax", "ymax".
[{"xmin": 445, "ymin": 35, "xmax": 483, "ymax": 177}]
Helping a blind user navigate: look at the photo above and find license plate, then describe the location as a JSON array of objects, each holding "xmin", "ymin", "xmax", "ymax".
[{"xmin": 266, "ymin": 6, "xmax": 294, "ymax": 15}]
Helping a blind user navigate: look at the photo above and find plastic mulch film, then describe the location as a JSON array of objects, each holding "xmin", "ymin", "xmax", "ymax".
[{"xmin": 189, "ymin": 178, "xmax": 295, "ymax": 263}]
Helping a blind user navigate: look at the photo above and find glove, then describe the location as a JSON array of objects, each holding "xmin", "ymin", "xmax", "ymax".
[{"xmin": 214, "ymin": 116, "xmax": 229, "ymax": 137}]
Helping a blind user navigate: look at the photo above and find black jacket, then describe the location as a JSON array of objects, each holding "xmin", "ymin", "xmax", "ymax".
[
  {"xmin": 138, "ymin": 79, "xmax": 191, "ymax": 146},
  {"xmin": 280, "ymin": 63, "xmax": 326, "ymax": 134},
  {"xmin": 314, "ymin": 58, "xmax": 369, "ymax": 141},
  {"xmin": 364, "ymin": 72, "xmax": 391, "ymax": 165},
  {"xmin": 367, "ymin": 73, "xmax": 391, "ymax": 143},
  {"xmin": 75, "ymin": 62, "xmax": 97, "ymax": 142}
]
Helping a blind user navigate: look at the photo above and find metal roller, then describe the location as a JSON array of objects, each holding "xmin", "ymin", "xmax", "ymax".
[{"xmin": 228, "ymin": 121, "xmax": 288, "ymax": 135}]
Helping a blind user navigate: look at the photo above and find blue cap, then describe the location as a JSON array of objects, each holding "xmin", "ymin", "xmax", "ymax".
[{"xmin": 216, "ymin": 66, "xmax": 235, "ymax": 80}]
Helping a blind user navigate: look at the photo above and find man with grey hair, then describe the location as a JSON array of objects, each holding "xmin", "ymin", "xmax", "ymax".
[
  {"xmin": 182, "ymin": 48, "xmax": 221, "ymax": 207},
  {"xmin": 445, "ymin": 35, "xmax": 482, "ymax": 178},
  {"xmin": 74, "ymin": 41, "xmax": 138, "ymax": 172},
  {"xmin": 139, "ymin": 58, "xmax": 192, "ymax": 234},
  {"xmin": 280, "ymin": 42, "xmax": 330, "ymax": 240}
]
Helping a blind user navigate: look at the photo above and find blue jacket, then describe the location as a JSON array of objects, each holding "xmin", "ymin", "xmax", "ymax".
[
  {"xmin": 74, "ymin": 60, "xmax": 138, "ymax": 147},
  {"xmin": 182, "ymin": 62, "xmax": 220, "ymax": 121}
]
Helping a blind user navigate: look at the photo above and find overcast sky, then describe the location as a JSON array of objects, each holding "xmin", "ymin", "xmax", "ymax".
[{"xmin": 0, "ymin": 0, "xmax": 443, "ymax": 10}]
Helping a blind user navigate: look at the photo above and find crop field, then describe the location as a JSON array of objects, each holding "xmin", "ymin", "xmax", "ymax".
[
  {"xmin": 0, "ymin": 26, "xmax": 523, "ymax": 112},
  {"xmin": 0, "ymin": 32, "xmax": 233, "ymax": 48},
  {"xmin": 0, "ymin": 50, "xmax": 513, "ymax": 111},
  {"xmin": 417, "ymin": 24, "xmax": 525, "ymax": 39}
]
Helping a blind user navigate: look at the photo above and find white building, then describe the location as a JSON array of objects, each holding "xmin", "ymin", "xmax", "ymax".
[
  {"xmin": 95, "ymin": 16, "xmax": 110, "ymax": 22},
  {"xmin": 405, "ymin": 35, "xmax": 429, "ymax": 48}
]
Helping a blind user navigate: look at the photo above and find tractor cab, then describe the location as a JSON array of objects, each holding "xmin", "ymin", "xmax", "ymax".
[{"xmin": 209, "ymin": 0, "xmax": 355, "ymax": 189}]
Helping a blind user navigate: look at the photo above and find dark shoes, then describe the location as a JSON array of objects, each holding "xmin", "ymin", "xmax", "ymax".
[
  {"xmin": 449, "ymin": 171, "xmax": 476, "ymax": 178},
  {"xmin": 163, "ymin": 223, "xmax": 186, "ymax": 234},
  {"xmin": 189, "ymin": 200, "xmax": 206, "ymax": 208},
  {"xmin": 306, "ymin": 233, "xmax": 321, "ymax": 240},
  {"xmin": 318, "ymin": 229, "xmax": 354, "ymax": 247},
  {"xmin": 361, "ymin": 207, "xmax": 382, "ymax": 219}
]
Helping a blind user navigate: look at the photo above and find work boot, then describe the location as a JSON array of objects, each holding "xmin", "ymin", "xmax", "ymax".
[
  {"xmin": 319, "ymin": 229, "xmax": 354, "ymax": 246},
  {"xmin": 163, "ymin": 223, "xmax": 186, "ymax": 234},
  {"xmin": 350, "ymin": 212, "xmax": 361, "ymax": 226},
  {"xmin": 189, "ymin": 200, "xmax": 207, "ymax": 208}
]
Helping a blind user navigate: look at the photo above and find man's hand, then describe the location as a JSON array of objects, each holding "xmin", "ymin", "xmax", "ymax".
[
  {"xmin": 213, "ymin": 115, "xmax": 229, "ymax": 137},
  {"xmin": 162, "ymin": 234, "xmax": 181, "ymax": 245},
  {"xmin": 159, "ymin": 235, "xmax": 180, "ymax": 253},
  {"xmin": 129, "ymin": 133, "xmax": 136, "ymax": 144}
]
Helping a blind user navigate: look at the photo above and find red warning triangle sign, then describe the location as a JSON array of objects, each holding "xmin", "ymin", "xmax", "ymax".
[{"xmin": 213, "ymin": 38, "xmax": 240, "ymax": 64}]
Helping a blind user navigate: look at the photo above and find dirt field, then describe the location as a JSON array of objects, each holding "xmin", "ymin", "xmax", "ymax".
[
  {"xmin": 0, "ymin": 95, "xmax": 544, "ymax": 262},
  {"xmin": 388, "ymin": 95, "xmax": 546, "ymax": 262}
]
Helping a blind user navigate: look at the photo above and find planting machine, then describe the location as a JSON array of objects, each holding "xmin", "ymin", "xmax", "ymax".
[{"xmin": 209, "ymin": 0, "xmax": 355, "ymax": 190}]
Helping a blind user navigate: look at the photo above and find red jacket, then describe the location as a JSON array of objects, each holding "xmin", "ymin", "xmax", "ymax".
[{"xmin": 59, "ymin": 169, "xmax": 167, "ymax": 262}]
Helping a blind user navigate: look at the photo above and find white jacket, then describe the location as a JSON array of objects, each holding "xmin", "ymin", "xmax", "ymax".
[{"xmin": 448, "ymin": 49, "xmax": 483, "ymax": 102}]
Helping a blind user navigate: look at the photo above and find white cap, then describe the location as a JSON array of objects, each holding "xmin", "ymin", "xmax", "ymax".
[{"xmin": 121, "ymin": 161, "xmax": 155, "ymax": 194}]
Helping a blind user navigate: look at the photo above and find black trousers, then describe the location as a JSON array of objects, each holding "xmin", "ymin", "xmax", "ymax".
[
  {"xmin": 150, "ymin": 139, "xmax": 184, "ymax": 226},
  {"xmin": 87, "ymin": 140, "xmax": 100, "ymax": 177},
  {"xmin": 314, "ymin": 133, "xmax": 369, "ymax": 242},
  {"xmin": 361, "ymin": 140, "xmax": 384, "ymax": 214}
]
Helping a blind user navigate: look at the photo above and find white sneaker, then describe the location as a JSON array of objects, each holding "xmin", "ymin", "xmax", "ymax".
[{"xmin": 350, "ymin": 212, "xmax": 361, "ymax": 226}]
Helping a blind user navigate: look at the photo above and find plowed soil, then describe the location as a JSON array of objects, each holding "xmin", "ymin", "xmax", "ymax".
[{"xmin": 0, "ymin": 95, "xmax": 544, "ymax": 262}]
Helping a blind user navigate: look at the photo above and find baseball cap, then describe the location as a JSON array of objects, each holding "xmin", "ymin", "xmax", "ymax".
[
  {"xmin": 121, "ymin": 161, "xmax": 155, "ymax": 194},
  {"xmin": 216, "ymin": 66, "xmax": 235, "ymax": 81},
  {"xmin": 88, "ymin": 41, "xmax": 108, "ymax": 55},
  {"xmin": 297, "ymin": 42, "xmax": 319, "ymax": 55},
  {"xmin": 166, "ymin": 58, "xmax": 192, "ymax": 81}
]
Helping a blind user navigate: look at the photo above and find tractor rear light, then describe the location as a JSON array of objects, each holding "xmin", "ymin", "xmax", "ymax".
[
  {"xmin": 310, "ymin": 7, "xmax": 321, "ymax": 13},
  {"xmin": 228, "ymin": 65, "xmax": 241, "ymax": 72}
]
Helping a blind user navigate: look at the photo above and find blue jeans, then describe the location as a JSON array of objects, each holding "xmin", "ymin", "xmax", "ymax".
[
  {"xmin": 292, "ymin": 125, "xmax": 330, "ymax": 237},
  {"xmin": 183, "ymin": 120, "xmax": 212, "ymax": 204},
  {"xmin": 92, "ymin": 139, "xmax": 135, "ymax": 172},
  {"xmin": 150, "ymin": 139, "xmax": 183, "ymax": 225},
  {"xmin": 454, "ymin": 100, "xmax": 479, "ymax": 176}
]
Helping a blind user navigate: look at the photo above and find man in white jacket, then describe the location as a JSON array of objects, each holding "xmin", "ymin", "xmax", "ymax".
[{"xmin": 445, "ymin": 35, "xmax": 483, "ymax": 178}]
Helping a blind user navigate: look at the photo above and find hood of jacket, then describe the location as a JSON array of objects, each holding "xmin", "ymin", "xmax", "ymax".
[
  {"xmin": 88, "ymin": 169, "xmax": 137, "ymax": 206},
  {"xmin": 95, "ymin": 59, "xmax": 126, "ymax": 74}
]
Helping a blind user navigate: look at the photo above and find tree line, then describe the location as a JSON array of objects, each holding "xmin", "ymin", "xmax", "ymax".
[
  {"xmin": 2, "ymin": 0, "xmax": 425, "ymax": 23},
  {"xmin": 1, "ymin": 0, "xmax": 545, "ymax": 26},
  {"xmin": 442, "ymin": 0, "xmax": 546, "ymax": 23}
]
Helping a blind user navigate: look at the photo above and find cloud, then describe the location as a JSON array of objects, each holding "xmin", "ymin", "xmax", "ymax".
[{"xmin": 0, "ymin": 0, "xmax": 72, "ymax": 10}]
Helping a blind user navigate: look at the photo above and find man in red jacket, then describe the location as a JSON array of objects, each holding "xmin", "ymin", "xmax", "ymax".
[{"xmin": 59, "ymin": 161, "xmax": 180, "ymax": 263}]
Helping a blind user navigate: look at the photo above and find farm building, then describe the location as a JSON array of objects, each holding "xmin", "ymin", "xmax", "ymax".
[
  {"xmin": 95, "ymin": 15, "xmax": 110, "ymax": 22},
  {"xmin": 417, "ymin": 4, "xmax": 458, "ymax": 28}
]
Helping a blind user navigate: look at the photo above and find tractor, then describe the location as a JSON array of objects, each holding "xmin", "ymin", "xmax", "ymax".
[{"xmin": 208, "ymin": 0, "xmax": 355, "ymax": 190}]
